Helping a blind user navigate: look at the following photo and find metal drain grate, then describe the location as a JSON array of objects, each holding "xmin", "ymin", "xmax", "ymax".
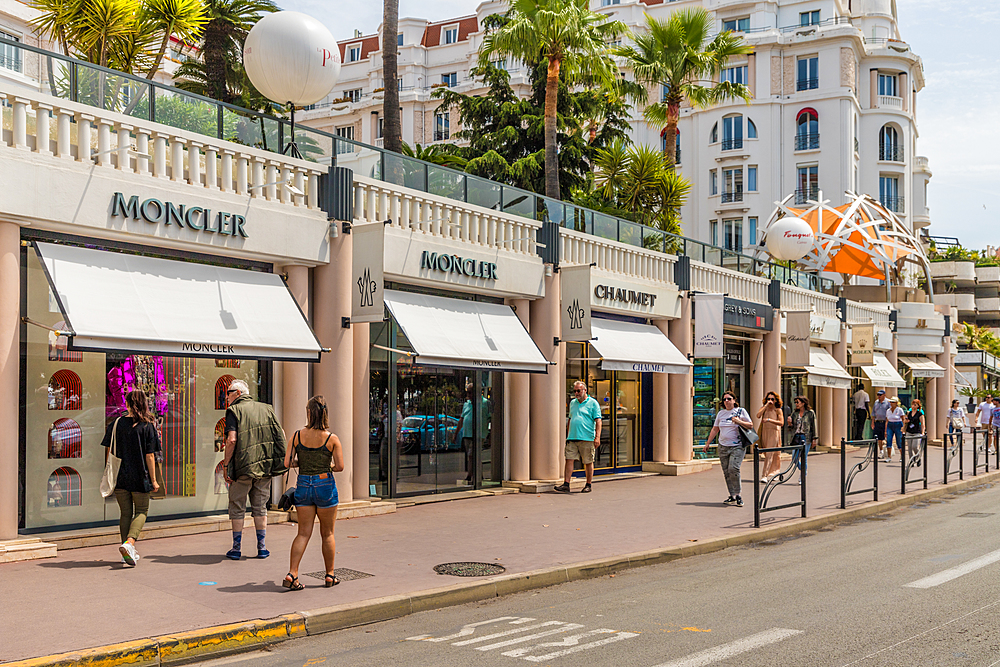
[
  {"xmin": 959, "ymin": 512, "xmax": 995, "ymax": 519},
  {"xmin": 303, "ymin": 568, "xmax": 374, "ymax": 582},
  {"xmin": 434, "ymin": 562, "xmax": 507, "ymax": 577}
]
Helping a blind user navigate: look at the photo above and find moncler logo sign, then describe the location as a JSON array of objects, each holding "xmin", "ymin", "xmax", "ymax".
[
  {"xmin": 420, "ymin": 251, "xmax": 497, "ymax": 281},
  {"xmin": 111, "ymin": 193, "xmax": 247, "ymax": 237},
  {"xmin": 357, "ymin": 267, "xmax": 377, "ymax": 307},
  {"xmin": 567, "ymin": 299, "xmax": 586, "ymax": 329}
]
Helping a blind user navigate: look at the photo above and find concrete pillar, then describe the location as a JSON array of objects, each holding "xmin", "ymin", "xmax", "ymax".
[
  {"xmin": 281, "ymin": 265, "xmax": 310, "ymax": 492},
  {"xmin": 668, "ymin": 296, "xmax": 693, "ymax": 462},
  {"xmin": 529, "ymin": 271, "xmax": 561, "ymax": 480},
  {"xmin": 748, "ymin": 339, "xmax": 764, "ymax": 430},
  {"xmin": 747, "ymin": 53, "xmax": 756, "ymax": 98},
  {"xmin": 313, "ymin": 232, "xmax": 354, "ymax": 503},
  {"xmin": 899, "ymin": 72, "xmax": 909, "ymax": 112},
  {"xmin": 870, "ymin": 69, "xmax": 879, "ymax": 109},
  {"xmin": 937, "ymin": 339, "xmax": 952, "ymax": 441},
  {"xmin": 819, "ymin": 385, "xmax": 834, "ymax": 448},
  {"xmin": 353, "ymin": 321, "xmax": 370, "ymax": 500},
  {"xmin": 833, "ymin": 327, "xmax": 848, "ymax": 447},
  {"xmin": 652, "ymin": 319, "xmax": 670, "ymax": 462},
  {"xmin": 925, "ymin": 375, "xmax": 938, "ymax": 444},
  {"xmin": 0, "ymin": 223, "xmax": 19, "ymax": 539},
  {"xmin": 888, "ymin": 334, "xmax": 898, "ymax": 372},
  {"xmin": 508, "ymin": 298, "xmax": 531, "ymax": 481}
]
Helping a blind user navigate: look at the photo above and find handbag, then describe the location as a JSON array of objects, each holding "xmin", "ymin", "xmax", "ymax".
[
  {"xmin": 277, "ymin": 472, "xmax": 296, "ymax": 512},
  {"xmin": 99, "ymin": 417, "xmax": 123, "ymax": 498},
  {"xmin": 734, "ymin": 410, "xmax": 758, "ymax": 448}
]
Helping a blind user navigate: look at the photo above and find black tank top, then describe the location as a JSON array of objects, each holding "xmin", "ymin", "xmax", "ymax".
[{"xmin": 295, "ymin": 431, "xmax": 334, "ymax": 476}]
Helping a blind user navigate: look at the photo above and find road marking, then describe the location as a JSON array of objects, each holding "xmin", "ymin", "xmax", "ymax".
[
  {"xmin": 406, "ymin": 617, "xmax": 530, "ymax": 642},
  {"xmin": 452, "ymin": 621, "xmax": 565, "ymax": 646},
  {"xmin": 651, "ymin": 628, "xmax": 802, "ymax": 667},
  {"xmin": 475, "ymin": 624, "xmax": 585, "ymax": 651},
  {"xmin": 904, "ymin": 547, "xmax": 1000, "ymax": 588},
  {"xmin": 504, "ymin": 629, "xmax": 640, "ymax": 661}
]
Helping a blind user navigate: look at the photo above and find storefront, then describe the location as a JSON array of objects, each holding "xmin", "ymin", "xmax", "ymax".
[{"xmin": 897, "ymin": 356, "xmax": 946, "ymax": 407}]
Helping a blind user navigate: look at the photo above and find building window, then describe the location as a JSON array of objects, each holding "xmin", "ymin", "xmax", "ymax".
[
  {"xmin": 710, "ymin": 170, "xmax": 718, "ymax": 196},
  {"xmin": 748, "ymin": 217, "xmax": 758, "ymax": 246},
  {"xmin": 747, "ymin": 118, "xmax": 757, "ymax": 139},
  {"xmin": 602, "ymin": 0, "xmax": 620, "ymax": 5},
  {"xmin": 345, "ymin": 88, "xmax": 362, "ymax": 103},
  {"xmin": 711, "ymin": 220, "xmax": 719, "ymax": 247},
  {"xmin": 748, "ymin": 166, "xmax": 758, "ymax": 192},
  {"xmin": 397, "ymin": 33, "xmax": 404, "ymax": 46},
  {"xmin": 879, "ymin": 175, "xmax": 902, "ymax": 212},
  {"xmin": 441, "ymin": 72, "xmax": 457, "ymax": 87},
  {"xmin": 795, "ymin": 108, "xmax": 819, "ymax": 150},
  {"xmin": 444, "ymin": 26, "xmax": 458, "ymax": 44},
  {"xmin": 721, "ymin": 65, "xmax": 748, "ymax": 85},
  {"xmin": 722, "ymin": 168, "xmax": 743, "ymax": 203},
  {"xmin": 710, "ymin": 122, "xmax": 718, "ymax": 144},
  {"xmin": 800, "ymin": 10, "xmax": 820, "ymax": 26},
  {"xmin": 377, "ymin": 116, "xmax": 384, "ymax": 139},
  {"xmin": 348, "ymin": 44, "xmax": 361, "ymax": 62},
  {"xmin": 722, "ymin": 115, "xmax": 743, "ymax": 150},
  {"xmin": 797, "ymin": 56, "xmax": 818, "ymax": 91},
  {"xmin": 879, "ymin": 125, "xmax": 902, "ymax": 161},
  {"xmin": 878, "ymin": 73, "xmax": 898, "ymax": 97},
  {"xmin": 796, "ymin": 165, "xmax": 818, "ymax": 203},
  {"xmin": 722, "ymin": 17, "xmax": 750, "ymax": 32},
  {"xmin": 724, "ymin": 219, "xmax": 743, "ymax": 253},
  {"xmin": 335, "ymin": 125, "xmax": 355, "ymax": 153},
  {"xmin": 434, "ymin": 111, "xmax": 450, "ymax": 141},
  {"xmin": 1, "ymin": 30, "xmax": 22, "ymax": 73}
]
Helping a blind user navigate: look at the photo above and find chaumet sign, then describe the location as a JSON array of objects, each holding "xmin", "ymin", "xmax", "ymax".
[{"xmin": 111, "ymin": 192, "xmax": 248, "ymax": 238}]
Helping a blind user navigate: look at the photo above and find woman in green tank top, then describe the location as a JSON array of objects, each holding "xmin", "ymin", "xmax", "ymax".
[{"xmin": 281, "ymin": 396, "xmax": 344, "ymax": 591}]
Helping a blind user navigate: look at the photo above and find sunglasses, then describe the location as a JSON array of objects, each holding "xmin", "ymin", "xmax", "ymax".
[{"xmin": 723, "ymin": 397, "xmax": 734, "ymax": 402}]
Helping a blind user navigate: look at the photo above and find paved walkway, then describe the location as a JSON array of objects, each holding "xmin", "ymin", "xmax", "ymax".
[{"xmin": 0, "ymin": 444, "xmax": 991, "ymax": 663}]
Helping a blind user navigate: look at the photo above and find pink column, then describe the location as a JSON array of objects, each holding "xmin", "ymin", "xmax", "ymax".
[
  {"xmin": 819, "ymin": 387, "xmax": 834, "ymax": 447},
  {"xmin": 749, "ymin": 339, "xmax": 764, "ymax": 429},
  {"xmin": 508, "ymin": 298, "xmax": 531, "ymax": 481},
  {"xmin": 0, "ymin": 222, "xmax": 19, "ymax": 539},
  {"xmin": 668, "ymin": 296, "xmax": 693, "ymax": 461},
  {"xmin": 763, "ymin": 314, "xmax": 781, "ymax": 397},
  {"xmin": 651, "ymin": 319, "xmax": 670, "ymax": 462},
  {"xmin": 353, "ymin": 321, "xmax": 370, "ymax": 500},
  {"xmin": 313, "ymin": 232, "xmax": 354, "ymax": 504},
  {"xmin": 833, "ymin": 327, "xmax": 848, "ymax": 447},
  {"xmin": 529, "ymin": 272, "xmax": 561, "ymax": 480},
  {"xmin": 888, "ymin": 334, "xmax": 898, "ymax": 371},
  {"xmin": 281, "ymin": 265, "xmax": 310, "ymax": 492},
  {"xmin": 925, "ymin": 374, "xmax": 938, "ymax": 443},
  {"xmin": 937, "ymin": 339, "xmax": 952, "ymax": 442}
]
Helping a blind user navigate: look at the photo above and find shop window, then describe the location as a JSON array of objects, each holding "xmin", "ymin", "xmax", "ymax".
[
  {"xmin": 214, "ymin": 460, "xmax": 229, "ymax": 494},
  {"xmin": 215, "ymin": 417, "xmax": 227, "ymax": 452},
  {"xmin": 48, "ymin": 369, "xmax": 83, "ymax": 410},
  {"xmin": 215, "ymin": 359, "xmax": 241, "ymax": 368},
  {"xmin": 48, "ymin": 466, "xmax": 82, "ymax": 507},
  {"xmin": 48, "ymin": 418, "xmax": 82, "ymax": 459},
  {"xmin": 215, "ymin": 375, "xmax": 235, "ymax": 410},
  {"xmin": 48, "ymin": 321, "xmax": 82, "ymax": 362}
]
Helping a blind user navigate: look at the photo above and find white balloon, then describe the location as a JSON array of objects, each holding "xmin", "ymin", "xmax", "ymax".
[
  {"xmin": 767, "ymin": 217, "xmax": 815, "ymax": 261},
  {"xmin": 244, "ymin": 11, "xmax": 341, "ymax": 107}
]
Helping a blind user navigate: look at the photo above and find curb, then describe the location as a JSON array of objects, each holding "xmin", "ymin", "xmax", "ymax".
[{"xmin": 5, "ymin": 470, "xmax": 998, "ymax": 666}]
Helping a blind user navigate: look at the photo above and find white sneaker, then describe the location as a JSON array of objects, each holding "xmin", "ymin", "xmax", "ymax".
[{"xmin": 119, "ymin": 542, "xmax": 139, "ymax": 566}]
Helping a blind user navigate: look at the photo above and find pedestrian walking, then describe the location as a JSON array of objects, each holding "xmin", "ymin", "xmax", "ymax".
[
  {"xmin": 947, "ymin": 400, "xmax": 967, "ymax": 435},
  {"xmin": 101, "ymin": 389, "xmax": 161, "ymax": 567},
  {"xmin": 282, "ymin": 396, "xmax": 344, "ymax": 591},
  {"xmin": 789, "ymin": 396, "xmax": 817, "ymax": 483},
  {"xmin": 885, "ymin": 397, "xmax": 906, "ymax": 463},
  {"xmin": 852, "ymin": 385, "xmax": 871, "ymax": 440},
  {"xmin": 704, "ymin": 391, "xmax": 753, "ymax": 507},
  {"xmin": 975, "ymin": 394, "xmax": 994, "ymax": 454},
  {"xmin": 872, "ymin": 390, "xmax": 890, "ymax": 459},
  {"xmin": 222, "ymin": 380, "xmax": 287, "ymax": 560},
  {"xmin": 554, "ymin": 381, "xmax": 602, "ymax": 494},
  {"xmin": 755, "ymin": 391, "xmax": 784, "ymax": 482},
  {"xmin": 905, "ymin": 398, "xmax": 926, "ymax": 461},
  {"xmin": 990, "ymin": 397, "xmax": 1000, "ymax": 451}
]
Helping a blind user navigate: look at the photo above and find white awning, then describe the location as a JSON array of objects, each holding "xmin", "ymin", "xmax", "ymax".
[
  {"xmin": 805, "ymin": 347, "xmax": 853, "ymax": 389},
  {"xmin": 589, "ymin": 319, "xmax": 691, "ymax": 374},
  {"xmin": 34, "ymin": 242, "xmax": 322, "ymax": 361},
  {"xmin": 953, "ymin": 366, "xmax": 974, "ymax": 388},
  {"xmin": 860, "ymin": 352, "xmax": 907, "ymax": 388},
  {"xmin": 383, "ymin": 289, "xmax": 548, "ymax": 373},
  {"xmin": 899, "ymin": 356, "xmax": 946, "ymax": 378}
]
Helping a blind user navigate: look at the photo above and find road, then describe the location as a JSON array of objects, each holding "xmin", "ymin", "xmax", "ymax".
[{"xmin": 191, "ymin": 481, "xmax": 1000, "ymax": 667}]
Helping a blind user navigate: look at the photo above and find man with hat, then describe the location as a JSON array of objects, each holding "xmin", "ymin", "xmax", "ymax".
[{"xmin": 872, "ymin": 389, "xmax": 890, "ymax": 459}]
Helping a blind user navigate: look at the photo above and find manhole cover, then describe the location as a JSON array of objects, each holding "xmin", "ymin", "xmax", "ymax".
[
  {"xmin": 434, "ymin": 562, "xmax": 506, "ymax": 577},
  {"xmin": 959, "ymin": 512, "xmax": 994, "ymax": 519},
  {"xmin": 303, "ymin": 568, "xmax": 374, "ymax": 582}
]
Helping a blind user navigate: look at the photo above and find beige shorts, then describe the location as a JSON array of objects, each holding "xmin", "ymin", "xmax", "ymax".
[
  {"xmin": 228, "ymin": 475, "xmax": 271, "ymax": 520},
  {"xmin": 565, "ymin": 439, "xmax": 596, "ymax": 465}
]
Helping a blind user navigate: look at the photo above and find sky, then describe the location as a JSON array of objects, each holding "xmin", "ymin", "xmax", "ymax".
[{"xmin": 281, "ymin": 0, "xmax": 999, "ymax": 249}]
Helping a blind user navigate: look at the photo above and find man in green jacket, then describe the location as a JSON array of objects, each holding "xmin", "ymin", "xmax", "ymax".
[{"xmin": 222, "ymin": 380, "xmax": 287, "ymax": 560}]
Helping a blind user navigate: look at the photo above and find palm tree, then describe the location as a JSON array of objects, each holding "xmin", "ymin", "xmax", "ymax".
[
  {"xmin": 618, "ymin": 8, "xmax": 753, "ymax": 168},
  {"xmin": 142, "ymin": 0, "xmax": 208, "ymax": 79},
  {"xmin": 382, "ymin": 0, "xmax": 402, "ymax": 153},
  {"xmin": 478, "ymin": 0, "xmax": 625, "ymax": 200}
]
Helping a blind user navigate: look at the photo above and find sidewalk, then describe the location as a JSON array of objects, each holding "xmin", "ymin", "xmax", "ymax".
[{"xmin": 2, "ymin": 444, "xmax": 995, "ymax": 664}]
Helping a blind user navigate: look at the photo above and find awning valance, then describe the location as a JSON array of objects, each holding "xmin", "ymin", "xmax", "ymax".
[
  {"xmin": 589, "ymin": 319, "xmax": 692, "ymax": 374},
  {"xmin": 860, "ymin": 352, "xmax": 906, "ymax": 388},
  {"xmin": 383, "ymin": 290, "xmax": 548, "ymax": 373},
  {"xmin": 899, "ymin": 356, "xmax": 946, "ymax": 378},
  {"xmin": 805, "ymin": 347, "xmax": 853, "ymax": 389},
  {"xmin": 34, "ymin": 242, "xmax": 322, "ymax": 361}
]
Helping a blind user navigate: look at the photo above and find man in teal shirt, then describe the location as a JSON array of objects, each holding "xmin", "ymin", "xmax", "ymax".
[{"xmin": 554, "ymin": 380, "xmax": 602, "ymax": 494}]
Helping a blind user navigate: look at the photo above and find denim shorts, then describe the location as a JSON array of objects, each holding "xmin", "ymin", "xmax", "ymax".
[{"xmin": 294, "ymin": 474, "xmax": 339, "ymax": 509}]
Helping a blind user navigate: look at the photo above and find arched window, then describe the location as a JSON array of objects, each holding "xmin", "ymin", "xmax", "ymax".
[
  {"xmin": 710, "ymin": 122, "xmax": 718, "ymax": 144},
  {"xmin": 796, "ymin": 108, "xmax": 819, "ymax": 150},
  {"xmin": 879, "ymin": 125, "xmax": 902, "ymax": 161},
  {"xmin": 48, "ymin": 466, "xmax": 82, "ymax": 507},
  {"xmin": 215, "ymin": 417, "xmax": 227, "ymax": 453},
  {"xmin": 215, "ymin": 375, "xmax": 235, "ymax": 410},
  {"xmin": 48, "ymin": 418, "xmax": 83, "ymax": 459},
  {"xmin": 48, "ymin": 369, "xmax": 83, "ymax": 410},
  {"xmin": 747, "ymin": 118, "xmax": 757, "ymax": 139}
]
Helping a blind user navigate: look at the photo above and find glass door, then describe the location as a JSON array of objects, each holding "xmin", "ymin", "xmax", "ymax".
[{"xmin": 614, "ymin": 373, "xmax": 641, "ymax": 467}]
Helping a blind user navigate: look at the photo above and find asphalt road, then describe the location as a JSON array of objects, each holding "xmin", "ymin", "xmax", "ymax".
[{"xmin": 192, "ymin": 481, "xmax": 1000, "ymax": 667}]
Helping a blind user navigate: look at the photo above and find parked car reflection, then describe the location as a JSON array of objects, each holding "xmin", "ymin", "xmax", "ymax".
[{"xmin": 400, "ymin": 415, "xmax": 460, "ymax": 452}]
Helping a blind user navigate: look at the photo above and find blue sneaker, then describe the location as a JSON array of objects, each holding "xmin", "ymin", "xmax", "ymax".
[
  {"xmin": 225, "ymin": 547, "xmax": 241, "ymax": 560},
  {"xmin": 256, "ymin": 546, "xmax": 270, "ymax": 559}
]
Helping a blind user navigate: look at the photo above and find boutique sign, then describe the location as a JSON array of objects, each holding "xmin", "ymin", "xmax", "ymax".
[
  {"xmin": 722, "ymin": 297, "xmax": 773, "ymax": 331},
  {"xmin": 419, "ymin": 250, "xmax": 497, "ymax": 281},
  {"xmin": 111, "ymin": 192, "xmax": 248, "ymax": 238}
]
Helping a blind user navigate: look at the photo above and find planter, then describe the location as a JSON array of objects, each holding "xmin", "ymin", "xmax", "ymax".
[
  {"xmin": 929, "ymin": 260, "xmax": 976, "ymax": 282},
  {"xmin": 977, "ymin": 265, "xmax": 1000, "ymax": 284}
]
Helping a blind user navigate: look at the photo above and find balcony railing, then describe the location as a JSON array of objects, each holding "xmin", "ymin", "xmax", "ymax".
[
  {"xmin": 795, "ymin": 133, "xmax": 820, "ymax": 150},
  {"xmin": 795, "ymin": 187, "xmax": 819, "ymax": 204},
  {"xmin": 721, "ymin": 191, "xmax": 744, "ymax": 203},
  {"xmin": 879, "ymin": 144, "xmax": 904, "ymax": 162},
  {"xmin": 0, "ymin": 54, "xmax": 21, "ymax": 73},
  {"xmin": 797, "ymin": 77, "xmax": 819, "ymax": 91},
  {"xmin": 878, "ymin": 95, "xmax": 903, "ymax": 110},
  {"xmin": 880, "ymin": 196, "xmax": 905, "ymax": 213},
  {"xmin": 433, "ymin": 130, "xmax": 450, "ymax": 141},
  {"xmin": 721, "ymin": 138, "xmax": 743, "ymax": 151}
]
